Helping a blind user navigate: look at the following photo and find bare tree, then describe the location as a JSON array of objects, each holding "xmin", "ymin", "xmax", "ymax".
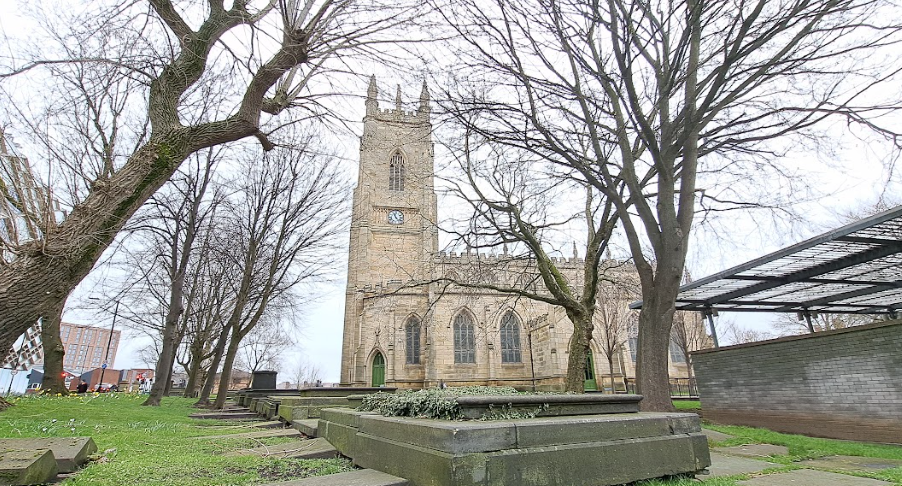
[
  {"xmin": 437, "ymin": 139, "xmax": 621, "ymax": 392},
  {"xmin": 290, "ymin": 357, "xmax": 323, "ymax": 388},
  {"xmin": 771, "ymin": 312, "xmax": 875, "ymax": 336},
  {"xmin": 431, "ymin": 0, "xmax": 902, "ymax": 410},
  {"xmin": 595, "ymin": 273, "xmax": 639, "ymax": 393},
  {"xmin": 0, "ymin": 0, "xmax": 424, "ymax": 359},
  {"xmin": 234, "ymin": 318, "xmax": 295, "ymax": 375},
  {"xmin": 201, "ymin": 140, "xmax": 347, "ymax": 409},
  {"xmin": 137, "ymin": 148, "xmax": 223, "ymax": 406},
  {"xmin": 721, "ymin": 320, "xmax": 773, "ymax": 345}
]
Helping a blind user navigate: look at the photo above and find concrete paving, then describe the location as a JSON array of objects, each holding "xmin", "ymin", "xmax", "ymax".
[
  {"xmin": 717, "ymin": 443, "xmax": 789, "ymax": 458},
  {"xmin": 736, "ymin": 468, "xmax": 892, "ymax": 485},
  {"xmin": 704, "ymin": 452, "xmax": 778, "ymax": 478},
  {"xmin": 797, "ymin": 455, "xmax": 902, "ymax": 474},
  {"xmin": 260, "ymin": 469, "xmax": 408, "ymax": 486}
]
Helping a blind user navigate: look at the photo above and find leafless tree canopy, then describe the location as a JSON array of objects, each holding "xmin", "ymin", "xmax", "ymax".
[
  {"xmin": 0, "ymin": 0, "xmax": 424, "ymax": 355},
  {"xmin": 431, "ymin": 0, "xmax": 902, "ymax": 409}
]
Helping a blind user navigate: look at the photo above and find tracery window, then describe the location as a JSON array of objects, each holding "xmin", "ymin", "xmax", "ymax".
[
  {"xmin": 453, "ymin": 311, "xmax": 476, "ymax": 363},
  {"xmin": 389, "ymin": 152, "xmax": 405, "ymax": 191},
  {"xmin": 499, "ymin": 311, "xmax": 522, "ymax": 363},
  {"xmin": 405, "ymin": 316, "xmax": 421, "ymax": 364}
]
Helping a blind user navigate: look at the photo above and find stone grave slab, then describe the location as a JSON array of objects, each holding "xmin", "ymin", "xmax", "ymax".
[
  {"xmin": 259, "ymin": 468, "xmax": 408, "ymax": 486},
  {"xmin": 702, "ymin": 428, "xmax": 734, "ymax": 443},
  {"xmin": 0, "ymin": 449, "xmax": 58, "ymax": 486},
  {"xmin": 189, "ymin": 411, "xmax": 259, "ymax": 420},
  {"xmin": 0, "ymin": 437, "xmax": 97, "ymax": 473},
  {"xmin": 797, "ymin": 455, "xmax": 902, "ymax": 474},
  {"xmin": 194, "ymin": 428, "xmax": 301, "ymax": 440},
  {"xmin": 292, "ymin": 419, "xmax": 319, "ymax": 438},
  {"xmin": 705, "ymin": 452, "xmax": 777, "ymax": 478},
  {"xmin": 738, "ymin": 468, "xmax": 892, "ymax": 486},
  {"xmin": 227, "ymin": 437, "xmax": 337, "ymax": 459},
  {"xmin": 245, "ymin": 421, "xmax": 285, "ymax": 429},
  {"xmin": 718, "ymin": 443, "xmax": 789, "ymax": 458}
]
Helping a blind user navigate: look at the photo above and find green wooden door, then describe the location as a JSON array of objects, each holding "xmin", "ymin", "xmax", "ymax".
[
  {"xmin": 584, "ymin": 351, "xmax": 597, "ymax": 391},
  {"xmin": 371, "ymin": 352, "xmax": 385, "ymax": 387}
]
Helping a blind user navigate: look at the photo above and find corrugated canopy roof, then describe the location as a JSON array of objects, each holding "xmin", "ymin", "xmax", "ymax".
[{"xmin": 631, "ymin": 206, "xmax": 902, "ymax": 315}]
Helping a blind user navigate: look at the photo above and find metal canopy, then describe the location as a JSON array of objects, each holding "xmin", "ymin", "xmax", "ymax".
[{"xmin": 631, "ymin": 206, "xmax": 902, "ymax": 315}]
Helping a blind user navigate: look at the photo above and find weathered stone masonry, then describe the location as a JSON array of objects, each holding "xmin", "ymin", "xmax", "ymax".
[{"xmin": 693, "ymin": 320, "xmax": 902, "ymax": 443}]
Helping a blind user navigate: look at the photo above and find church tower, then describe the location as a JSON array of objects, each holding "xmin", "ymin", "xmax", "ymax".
[{"xmin": 339, "ymin": 77, "xmax": 438, "ymax": 386}]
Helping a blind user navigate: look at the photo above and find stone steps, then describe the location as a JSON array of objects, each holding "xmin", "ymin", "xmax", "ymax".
[
  {"xmin": 292, "ymin": 419, "xmax": 319, "ymax": 438},
  {"xmin": 226, "ymin": 437, "xmax": 338, "ymax": 459},
  {"xmin": 189, "ymin": 411, "xmax": 260, "ymax": 420},
  {"xmin": 194, "ymin": 428, "xmax": 302, "ymax": 440},
  {"xmin": 259, "ymin": 468, "xmax": 408, "ymax": 486}
]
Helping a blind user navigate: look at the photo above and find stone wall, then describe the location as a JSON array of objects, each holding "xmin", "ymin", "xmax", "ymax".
[{"xmin": 693, "ymin": 320, "xmax": 902, "ymax": 444}]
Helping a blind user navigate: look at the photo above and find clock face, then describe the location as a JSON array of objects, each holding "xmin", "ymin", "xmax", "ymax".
[{"xmin": 388, "ymin": 210, "xmax": 404, "ymax": 225}]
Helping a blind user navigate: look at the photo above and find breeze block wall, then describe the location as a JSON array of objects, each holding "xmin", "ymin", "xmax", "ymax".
[{"xmin": 692, "ymin": 320, "xmax": 902, "ymax": 444}]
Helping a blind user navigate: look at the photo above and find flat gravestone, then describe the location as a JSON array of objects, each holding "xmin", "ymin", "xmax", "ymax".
[
  {"xmin": 738, "ymin": 469, "xmax": 892, "ymax": 486},
  {"xmin": 0, "ymin": 449, "xmax": 58, "ymax": 486},
  {"xmin": 245, "ymin": 421, "xmax": 285, "ymax": 429},
  {"xmin": 798, "ymin": 456, "xmax": 902, "ymax": 474},
  {"xmin": 705, "ymin": 452, "xmax": 778, "ymax": 478},
  {"xmin": 228, "ymin": 437, "xmax": 337, "ymax": 459},
  {"xmin": 292, "ymin": 419, "xmax": 319, "ymax": 438},
  {"xmin": 718, "ymin": 444, "xmax": 789, "ymax": 458},
  {"xmin": 0, "ymin": 437, "xmax": 97, "ymax": 473},
  {"xmin": 194, "ymin": 428, "xmax": 301, "ymax": 440},
  {"xmin": 259, "ymin": 468, "xmax": 408, "ymax": 486},
  {"xmin": 702, "ymin": 428, "xmax": 734, "ymax": 443},
  {"xmin": 189, "ymin": 411, "xmax": 259, "ymax": 420}
]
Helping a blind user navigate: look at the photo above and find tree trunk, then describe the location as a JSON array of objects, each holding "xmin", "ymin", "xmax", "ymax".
[
  {"xmin": 143, "ymin": 307, "xmax": 182, "ymax": 406},
  {"xmin": 563, "ymin": 311, "xmax": 593, "ymax": 393},
  {"xmin": 0, "ymin": 137, "xmax": 212, "ymax": 354},
  {"xmin": 607, "ymin": 356, "xmax": 616, "ymax": 394},
  {"xmin": 636, "ymin": 287, "xmax": 678, "ymax": 412},
  {"xmin": 212, "ymin": 333, "xmax": 242, "ymax": 409},
  {"xmin": 38, "ymin": 300, "xmax": 68, "ymax": 395},
  {"xmin": 184, "ymin": 347, "xmax": 203, "ymax": 398},
  {"xmin": 195, "ymin": 324, "xmax": 230, "ymax": 407}
]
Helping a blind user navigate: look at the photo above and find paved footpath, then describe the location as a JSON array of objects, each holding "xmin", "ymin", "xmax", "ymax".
[{"xmin": 701, "ymin": 428, "xmax": 900, "ymax": 485}]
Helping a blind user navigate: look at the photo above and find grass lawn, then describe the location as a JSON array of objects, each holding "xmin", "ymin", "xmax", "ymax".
[{"xmin": 0, "ymin": 393, "xmax": 352, "ymax": 486}]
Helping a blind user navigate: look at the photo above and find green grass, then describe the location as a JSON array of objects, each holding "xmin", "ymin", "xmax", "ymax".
[
  {"xmin": 672, "ymin": 400, "xmax": 700, "ymax": 410},
  {"xmin": 704, "ymin": 423, "xmax": 902, "ymax": 484},
  {"xmin": 0, "ymin": 393, "xmax": 352, "ymax": 485}
]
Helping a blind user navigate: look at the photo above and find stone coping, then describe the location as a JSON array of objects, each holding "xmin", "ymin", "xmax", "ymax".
[
  {"xmin": 298, "ymin": 387, "xmax": 396, "ymax": 397},
  {"xmin": 452, "ymin": 393, "xmax": 642, "ymax": 419},
  {"xmin": 320, "ymin": 408, "xmax": 701, "ymax": 454}
]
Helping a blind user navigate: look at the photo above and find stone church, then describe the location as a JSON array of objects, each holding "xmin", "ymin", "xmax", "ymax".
[{"xmin": 339, "ymin": 78, "xmax": 697, "ymax": 391}]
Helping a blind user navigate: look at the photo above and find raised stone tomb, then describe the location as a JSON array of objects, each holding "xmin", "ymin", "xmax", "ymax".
[{"xmin": 318, "ymin": 394, "xmax": 710, "ymax": 486}]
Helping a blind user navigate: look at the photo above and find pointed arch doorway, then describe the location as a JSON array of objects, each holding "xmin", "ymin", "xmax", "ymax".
[
  {"xmin": 371, "ymin": 352, "xmax": 386, "ymax": 387},
  {"xmin": 584, "ymin": 351, "xmax": 598, "ymax": 391}
]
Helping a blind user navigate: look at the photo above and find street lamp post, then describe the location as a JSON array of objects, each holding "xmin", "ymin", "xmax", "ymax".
[{"xmin": 96, "ymin": 300, "xmax": 119, "ymax": 392}]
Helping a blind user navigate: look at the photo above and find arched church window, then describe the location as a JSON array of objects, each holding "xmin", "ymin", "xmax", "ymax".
[
  {"xmin": 500, "ymin": 311, "xmax": 521, "ymax": 363},
  {"xmin": 389, "ymin": 152, "xmax": 405, "ymax": 191},
  {"xmin": 453, "ymin": 311, "xmax": 476, "ymax": 363},
  {"xmin": 405, "ymin": 316, "xmax": 421, "ymax": 364}
]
